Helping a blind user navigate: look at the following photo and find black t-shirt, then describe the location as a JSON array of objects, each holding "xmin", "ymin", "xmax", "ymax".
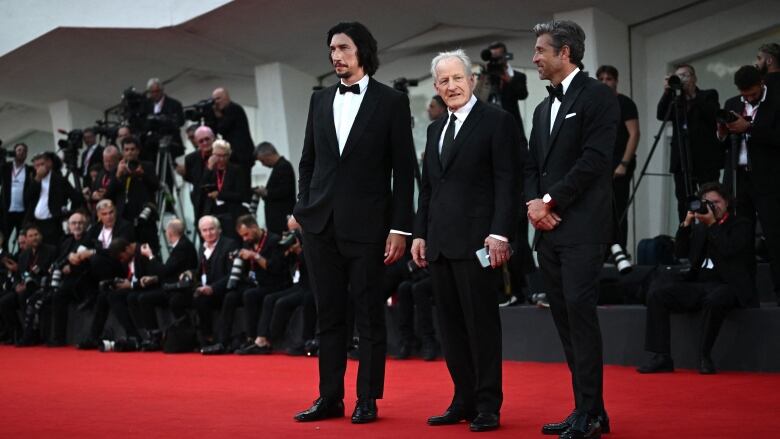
[{"xmin": 613, "ymin": 94, "xmax": 639, "ymax": 167}]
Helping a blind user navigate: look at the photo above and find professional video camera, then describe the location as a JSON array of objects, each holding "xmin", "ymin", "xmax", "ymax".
[
  {"xmin": 392, "ymin": 77, "xmax": 418, "ymax": 94},
  {"xmin": 120, "ymin": 86, "xmax": 148, "ymax": 132},
  {"xmin": 0, "ymin": 139, "xmax": 16, "ymax": 159},
  {"xmin": 56, "ymin": 128, "xmax": 84, "ymax": 171},
  {"xmin": 162, "ymin": 271, "xmax": 195, "ymax": 292},
  {"xmin": 184, "ymin": 98, "xmax": 216, "ymax": 125},
  {"xmin": 480, "ymin": 47, "xmax": 513, "ymax": 79},
  {"xmin": 226, "ymin": 250, "xmax": 245, "ymax": 291}
]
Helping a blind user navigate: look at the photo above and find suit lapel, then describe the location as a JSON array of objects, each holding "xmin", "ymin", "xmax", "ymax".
[
  {"xmin": 442, "ymin": 100, "xmax": 485, "ymax": 172},
  {"xmin": 341, "ymin": 78, "xmax": 380, "ymax": 159},
  {"xmin": 538, "ymin": 97, "xmax": 552, "ymax": 163},
  {"xmin": 322, "ymin": 85, "xmax": 341, "ymax": 158},
  {"xmin": 543, "ymin": 72, "xmax": 587, "ymax": 167},
  {"xmin": 429, "ymin": 117, "xmax": 446, "ymax": 175}
]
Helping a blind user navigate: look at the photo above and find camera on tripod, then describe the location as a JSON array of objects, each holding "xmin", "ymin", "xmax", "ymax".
[
  {"xmin": 56, "ymin": 128, "xmax": 84, "ymax": 171},
  {"xmin": 184, "ymin": 98, "xmax": 216, "ymax": 124}
]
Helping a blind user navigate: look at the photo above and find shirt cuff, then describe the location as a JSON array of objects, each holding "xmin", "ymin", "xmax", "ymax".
[
  {"xmin": 390, "ymin": 229, "xmax": 411, "ymax": 236},
  {"xmin": 489, "ymin": 234, "xmax": 508, "ymax": 242}
]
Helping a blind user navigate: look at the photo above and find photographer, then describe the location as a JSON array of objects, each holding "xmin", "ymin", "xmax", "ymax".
[
  {"xmin": 88, "ymin": 199, "xmax": 133, "ymax": 250},
  {"xmin": 211, "ymin": 87, "xmax": 254, "ymax": 181},
  {"xmin": 80, "ymin": 128, "xmax": 103, "ymax": 188},
  {"xmin": 76, "ymin": 238, "xmax": 141, "ymax": 350},
  {"xmin": 143, "ymin": 78, "xmax": 185, "ymax": 160},
  {"xmin": 254, "ymin": 142, "xmax": 296, "ymax": 234},
  {"xmin": 132, "ymin": 219, "xmax": 198, "ymax": 350},
  {"xmin": 638, "ymin": 182, "xmax": 756, "ymax": 375},
  {"xmin": 176, "ymin": 125, "xmax": 214, "ymax": 221},
  {"xmin": 200, "ymin": 140, "xmax": 249, "ymax": 239},
  {"xmin": 657, "ymin": 64, "xmax": 723, "ymax": 222},
  {"xmin": 394, "ymin": 257, "xmax": 437, "ymax": 360},
  {"xmin": 49, "ymin": 211, "xmax": 93, "ymax": 346},
  {"xmin": 1, "ymin": 142, "xmax": 33, "ymax": 250},
  {"xmin": 0, "ymin": 225, "xmax": 56, "ymax": 345},
  {"xmin": 116, "ymin": 137, "xmax": 159, "ymax": 222},
  {"xmin": 427, "ymin": 95, "xmax": 447, "ymax": 121},
  {"xmin": 201, "ymin": 214, "xmax": 291, "ymax": 354},
  {"xmin": 25, "ymin": 152, "xmax": 83, "ymax": 243},
  {"xmin": 756, "ymin": 43, "xmax": 780, "ymax": 99},
  {"xmin": 87, "ymin": 145, "xmax": 121, "ymax": 209},
  {"xmin": 190, "ymin": 215, "xmax": 239, "ymax": 347},
  {"xmin": 719, "ymin": 65, "xmax": 780, "ymax": 305},
  {"xmin": 475, "ymin": 41, "xmax": 529, "ymax": 144}
]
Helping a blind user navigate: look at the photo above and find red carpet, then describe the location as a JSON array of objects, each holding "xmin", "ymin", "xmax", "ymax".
[{"xmin": 0, "ymin": 346, "xmax": 777, "ymax": 438}]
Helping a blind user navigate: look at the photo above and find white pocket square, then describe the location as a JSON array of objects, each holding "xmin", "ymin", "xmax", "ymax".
[{"xmin": 564, "ymin": 112, "xmax": 577, "ymax": 119}]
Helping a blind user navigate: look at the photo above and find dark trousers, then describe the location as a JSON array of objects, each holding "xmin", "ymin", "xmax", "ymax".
[
  {"xmin": 0, "ymin": 289, "xmax": 31, "ymax": 336},
  {"xmin": 673, "ymin": 170, "xmax": 720, "ymax": 222},
  {"xmin": 303, "ymin": 221, "xmax": 387, "ymax": 400},
  {"xmin": 429, "ymin": 256, "xmax": 502, "ymax": 415},
  {"xmin": 736, "ymin": 168, "xmax": 780, "ymax": 301},
  {"xmin": 2, "ymin": 211, "xmax": 25, "ymax": 251},
  {"xmin": 397, "ymin": 277, "xmax": 435, "ymax": 345},
  {"xmin": 257, "ymin": 285, "xmax": 308, "ymax": 342},
  {"xmin": 243, "ymin": 285, "xmax": 282, "ymax": 340},
  {"xmin": 537, "ymin": 237, "xmax": 605, "ymax": 417},
  {"xmin": 645, "ymin": 276, "xmax": 739, "ymax": 356},
  {"xmin": 192, "ymin": 286, "xmax": 227, "ymax": 342},
  {"xmin": 88, "ymin": 289, "xmax": 139, "ymax": 339},
  {"xmin": 612, "ymin": 160, "xmax": 635, "ymax": 249},
  {"xmin": 135, "ymin": 288, "xmax": 192, "ymax": 331},
  {"xmin": 50, "ymin": 279, "xmax": 88, "ymax": 344}
]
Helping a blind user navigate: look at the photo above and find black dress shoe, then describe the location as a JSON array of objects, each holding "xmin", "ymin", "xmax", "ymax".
[
  {"xmin": 200, "ymin": 343, "xmax": 227, "ymax": 355},
  {"xmin": 293, "ymin": 397, "xmax": 344, "ymax": 422},
  {"xmin": 542, "ymin": 411, "xmax": 578, "ymax": 435},
  {"xmin": 637, "ymin": 353, "xmax": 674, "ymax": 373},
  {"xmin": 395, "ymin": 343, "xmax": 412, "ymax": 360},
  {"xmin": 699, "ymin": 356, "xmax": 717, "ymax": 375},
  {"xmin": 351, "ymin": 398, "xmax": 378, "ymax": 424},
  {"xmin": 560, "ymin": 417, "xmax": 601, "ymax": 439},
  {"xmin": 421, "ymin": 340, "xmax": 439, "ymax": 361},
  {"xmin": 469, "ymin": 412, "xmax": 499, "ymax": 432},
  {"xmin": 427, "ymin": 408, "xmax": 476, "ymax": 426}
]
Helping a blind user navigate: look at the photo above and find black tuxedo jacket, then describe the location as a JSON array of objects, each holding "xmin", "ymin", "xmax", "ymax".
[
  {"xmin": 90, "ymin": 168, "xmax": 121, "ymax": 205},
  {"xmin": 676, "ymin": 215, "xmax": 757, "ymax": 307},
  {"xmin": 25, "ymin": 170, "xmax": 83, "ymax": 224},
  {"xmin": 263, "ymin": 156, "xmax": 296, "ymax": 233},
  {"xmin": 147, "ymin": 236, "xmax": 199, "ymax": 283},
  {"xmin": 198, "ymin": 237, "xmax": 239, "ymax": 291},
  {"xmin": 117, "ymin": 161, "xmax": 159, "ymax": 220},
  {"xmin": 201, "ymin": 164, "xmax": 249, "ymax": 217},
  {"xmin": 87, "ymin": 219, "xmax": 134, "ymax": 249},
  {"xmin": 723, "ymin": 89, "xmax": 780, "ymax": 194},
  {"xmin": 0, "ymin": 162, "xmax": 34, "ymax": 212},
  {"xmin": 657, "ymin": 88, "xmax": 723, "ymax": 177},
  {"xmin": 184, "ymin": 151, "xmax": 208, "ymax": 216},
  {"xmin": 414, "ymin": 100, "xmax": 520, "ymax": 260},
  {"xmin": 525, "ymin": 71, "xmax": 619, "ymax": 246},
  {"xmin": 216, "ymin": 102, "xmax": 254, "ymax": 165},
  {"xmin": 294, "ymin": 78, "xmax": 416, "ymax": 243}
]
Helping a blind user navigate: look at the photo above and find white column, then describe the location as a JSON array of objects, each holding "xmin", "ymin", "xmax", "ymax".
[{"xmin": 47, "ymin": 99, "xmax": 104, "ymax": 147}]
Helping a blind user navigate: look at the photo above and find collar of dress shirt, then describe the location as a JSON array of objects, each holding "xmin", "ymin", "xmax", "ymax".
[
  {"xmin": 447, "ymin": 94, "xmax": 478, "ymax": 123},
  {"xmin": 740, "ymin": 85, "xmax": 767, "ymax": 106},
  {"xmin": 559, "ymin": 67, "xmax": 580, "ymax": 95},
  {"xmin": 169, "ymin": 239, "xmax": 179, "ymax": 249},
  {"xmin": 340, "ymin": 74, "xmax": 370, "ymax": 93}
]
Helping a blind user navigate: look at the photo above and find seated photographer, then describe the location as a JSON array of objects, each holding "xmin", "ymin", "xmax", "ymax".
[
  {"xmin": 395, "ymin": 259, "xmax": 438, "ymax": 361},
  {"xmin": 202, "ymin": 214, "xmax": 291, "ymax": 355},
  {"xmin": 638, "ymin": 182, "xmax": 757, "ymax": 375},
  {"xmin": 87, "ymin": 145, "xmax": 122, "ymax": 209},
  {"xmin": 190, "ymin": 215, "xmax": 239, "ymax": 347},
  {"xmin": 77, "ymin": 238, "xmax": 142, "ymax": 349},
  {"xmin": 176, "ymin": 126, "xmax": 214, "ymax": 220},
  {"xmin": 719, "ymin": 65, "xmax": 780, "ymax": 305},
  {"xmin": 49, "ymin": 211, "xmax": 94, "ymax": 346},
  {"xmin": 235, "ymin": 217, "xmax": 306, "ymax": 355},
  {"xmin": 25, "ymin": 152, "xmax": 83, "ymax": 243},
  {"xmin": 132, "ymin": 219, "xmax": 199, "ymax": 350},
  {"xmin": 200, "ymin": 140, "xmax": 249, "ymax": 239},
  {"xmin": 88, "ymin": 199, "xmax": 133, "ymax": 249},
  {"xmin": 0, "ymin": 225, "xmax": 57, "ymax": 345}
]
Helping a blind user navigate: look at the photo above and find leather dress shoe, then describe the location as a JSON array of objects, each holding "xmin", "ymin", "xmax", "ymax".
[
  {"xmin": 543, "ymin": 411, "xmax": 578, "ymax": 435},
  {"xmin": 427, "ymin": 407, "xmax": 476, "ymax": 426},
  {"xmin": 469, "ymin": 412, "xmax": 500, "ymax": 432},
  {"xmin": 560, "ymin": 416, "xmax": 601, "ymax": 439},
  {"xmin": 293, "ymin": 397, "xmax": 344, "ymax": 422},
  {"xmin": 699, "ymin": 356, "xmax": 717, "ymax": 375},
  {"xmin": 395, "ymin": 343, "xmax": 412, "ymax": 360},
  {"xmin": 637, "ymin": 353, "xmax": 674, "ymax": 373},
  {"xmin": 421, "ymin": 340, "xmax": 439, "ymax": 361},
  {"xmin": 235, "ymin": 343, "xmax": 272, "ymax": 355},
  {"xmin": 200, "ymin": 343, "xmax": 227, "ymax": 355},
  {"xmin": 351, "ymin": 398, "xmax": 378, "ymax": 424}
]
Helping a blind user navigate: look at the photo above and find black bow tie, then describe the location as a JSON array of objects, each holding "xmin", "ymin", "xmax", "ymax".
[
  {"xmin": 338, "ymin": 83, "xmax": 361, "ymax": 95},
  {"xmin": 546, "ymin": 84, "xmax": 564, "ymax": 101}
]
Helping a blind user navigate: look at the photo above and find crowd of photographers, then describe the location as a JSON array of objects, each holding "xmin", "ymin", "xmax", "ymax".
[{"xmin": 0, "ymin": 41, "xmax": 778, "ymax": 372}]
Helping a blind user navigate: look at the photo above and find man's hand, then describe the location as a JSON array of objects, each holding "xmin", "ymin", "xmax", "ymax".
[
  {"xmin": 3, "ymin": 258, "xmax": 17, "ymax": 272},
  {"xmin": 207, "ymin": 191, "xmax": 219, "ymax": 199},
  {"xmin": 411, "ymin": 238, "xmax": 427, "ymax": 268},
  {"xmin": 284, "ymin": 241, "xmax": 302, "ymax": 257},
  {"xmin": 15, "ymin": 283, "xmax": 26, "ymax": 294},
  {"xmin": 527, "ymin": 199, "xmax": 561, "ymax": 231},
  {"xmin": 682, "ymin": 211, "xmax": 696, "ymax": 227},
  {"xmin": 238, "ymin": 249, "xmax": 258, "ymax": 261},
  {"xmin": 613, "ymin": 163, "xmax": 627, "ymax": 178},
  {"xmin": 484, "ymin": 236, "xmax": 511, "ymax": 268},
  {"xmin": 91, "ymin": 188, "xmax": 106, "ymax": 201},
  {"xmin": 115, "ymin": 279, "xmax": 132, "ymax": 290},
  {"xmin": 140, "ymin": 243, "xmax": 153, "ymax": 259},
  {"xmin": 695, "ymin": 206, "xmax": 716, "ymax": 226},
  {"xmin": 726, "ymin": 114, "xmax": 751, "ymax": 134},
  {"xmin": 175, "ymin": 163, "xmax": 186, "ymax": 176},
  {"xmin": 207, "ymin": 155, "xmax": 217, "ymax": 170},
  {"xmin": 384, "ymin": 233, "xmax": 406, "ymax": 265},
  {"xmin": 116, "ymin": 160, "xmax": 129, "ymax": 178},
  {"xmin": 62, "ymin": 265, "xmax": 71, "ymax": 275},
  {"xmin": 139, "ymin": 276, "xmax": 158, "ymax": 288},
  {"xmin": 196, "ymin": 285, "xmax": 213, "ymax": 296}
]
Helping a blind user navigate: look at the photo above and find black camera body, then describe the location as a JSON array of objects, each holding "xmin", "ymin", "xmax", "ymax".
[
  {"xmin": 480, "ymin": 48, "xmax": 513, "ymax": 78},
  {"xmin": 226, "ymin": 250, "xmax": 245, "ymax": 291},
  {"xmin": 278, "ymin": 230, "xmax": 302, "ymax": 250},
  {"xmin": 162, "ymin": 271, "xmax": 195, "ymax": 292},
  {"xmin": 99, "ymin": 277, "xmax": 129, "ymax": 293},
  {"xmin": 689, "ymin": 198, "xmax": 716, "ymax": 215},
  {"xmin": 184, "ymin": 98, "xmax": 216, "ymax": 124},
  {"xmin": 716, "ymin": 109, "xmax": 738, "ymax": 124}
]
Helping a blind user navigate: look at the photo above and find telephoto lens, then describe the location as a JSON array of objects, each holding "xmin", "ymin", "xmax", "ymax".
[
  {"xmin": 610, "ymin": 244, "xmax": 633, "ymax": 274},
  {"xmin": 226, "ymin": 253, "xmax": 244, "ymax": 290},
  {"xmin": 249, "ymin": 191, "xmax": 261, "ymax": 214}
]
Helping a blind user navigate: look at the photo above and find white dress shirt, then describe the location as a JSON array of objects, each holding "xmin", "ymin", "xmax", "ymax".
[
  {"xmin": 550, "ymin": 67, "xmax": 580, "ymax": 133},
  {"xmin": 98, "ymin": 226, "xmax": 113, "ymax": 249},
  {"xmin": 33, "ymin": 172, "xmax": 53, "ymax": 220},
  {"xmin": 333, "ymin": 74, "xmax": 370, "ymax": 154},
  {"xmin": 737, "ymin": 85, "xmax": 766, "ymax": 166},
  {"xmin": 438, "ymin": 94, "xmax": 478, "ymax": 152},
  {"xmin": 153, "ymin": 96, "xmax": 165, "ymax": 114},
  {"xmin": 9, "ymin": 163, "xmax": 26, "ymax": 212}
]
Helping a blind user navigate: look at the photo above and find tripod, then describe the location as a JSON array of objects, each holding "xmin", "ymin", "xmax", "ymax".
[{"xmin": 155, "ymin": 136, "xmax": 187, "ymax": 257}]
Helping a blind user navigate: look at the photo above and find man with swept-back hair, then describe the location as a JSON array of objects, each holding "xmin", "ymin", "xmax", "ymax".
[
  {"xmin": 526, "ymin": 20, "xmax": 618, "ymax": 439},
  {"xmin": 756, "ymin": 43, "xmax": 780, "ymax": 99},
  {"xmin": 292, "ymin": 21, "xmax": 416, "ymax": 424}
]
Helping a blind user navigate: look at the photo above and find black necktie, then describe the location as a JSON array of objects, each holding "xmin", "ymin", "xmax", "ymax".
[
  {"xmin": 440, "ymin": 113, "xmax": 457, "ymax": 166},
  {"xmin": 338, "ymin": 83, "xmax": 360, "ymax": 95},
  {"xmin": 546, "ymin": 84, "xmax": 564, "ymax": 102}
]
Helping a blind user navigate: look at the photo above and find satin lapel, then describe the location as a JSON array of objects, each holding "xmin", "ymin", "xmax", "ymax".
[
  {"xmin": 341, "ymin": 78, "xmax": 380, "ymax": 159},
  {"xmin": 543, "ymin": 72, "xmax": 586, "ymax": 167},
  {"xmin": 538, "ymin": 97, "xmax": 552, "ymax": 164},
  {"xmin": 442, "ymin": 100, "xmax": 485, "ymax": 173},
  {"xmin": 323, "ymin": 85, "xmax": 340, "ymax": 158}
]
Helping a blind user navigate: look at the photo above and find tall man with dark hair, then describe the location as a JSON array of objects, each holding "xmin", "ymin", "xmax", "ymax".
[
  {"xmin": 526, "ymin": 20, "xmax": 619, "ymax": 438},
  {"xmin": 755, "ymin": 43, "xmax": 780, "ymax": 97},
  {"xmin": 254, "ymin": 142, "xmax": 296, "ymax": 234},
  {"xmin": 412, "ymin": 49, "xmax": 519, "ymax": 432},
  {"xmin": 293, "ymin": 21, "xmax": 416, "ymax": 424},
  {"xmin": 719, "ymin": 65, "xmax": 780, "ymax": 305},
  {"xmin": 657, "ymin": 63, "xmax": 722, "ymax": 222},
  {"xmin": 1, "ymin": 142, "xmax": 33, "ymax": 249},
  {"xmin": 596, "ymin": 65, "xmax": 640, "ymax": 249}
]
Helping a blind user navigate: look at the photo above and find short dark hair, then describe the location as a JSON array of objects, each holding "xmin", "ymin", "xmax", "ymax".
[
  {"xmin": 596, "ymin": 65, "xmax": 618, "ymax": 80},
  {"xmin": 734, "ymin": 65, "xmax": 762, "ymax": 90},
  {"xmin": 108, "ymin": 238, "xmax": 133, "ymax": 259},
  {"xmin": 431, "ymin": 95, "xmax": 445, "ymax": 108},
  {"xmin": 121, "ymin": 136, "xmax": 140, "ymax": 149},
  {"xmin": 532, "ymin": 20, "xmax": 586, "ymax": 70},
  {"xmin": 24, "ymin": 224, "xmax": 41, "ymax": 236},
  {"xmin": 254, "ymin": 141, "xmax": 277, "ymax": 157},
  {"xmin": 13, "ymin": 142, "xmax": 28, "ymax": 152},
  {"xmin": 487, "ymin": 41, "xmax": 507, "ymax": 52},
  {"xmin": 674, "ymin": 63, "xmax": 696, "ymax": 76},
  {"xmin": 327, "ymin": 22, "xmax": 380, "ymax": 76},
  {"xmin": 235, "ymin": 214, "xmax": 258, "ymax": 230},
  {"xmin": 759, "ymin": 43, "xmax": 780, "ymax": 64},
  {"xmin": 698, "ymin": 182, "xmax": 732, "ymax": 210}
]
